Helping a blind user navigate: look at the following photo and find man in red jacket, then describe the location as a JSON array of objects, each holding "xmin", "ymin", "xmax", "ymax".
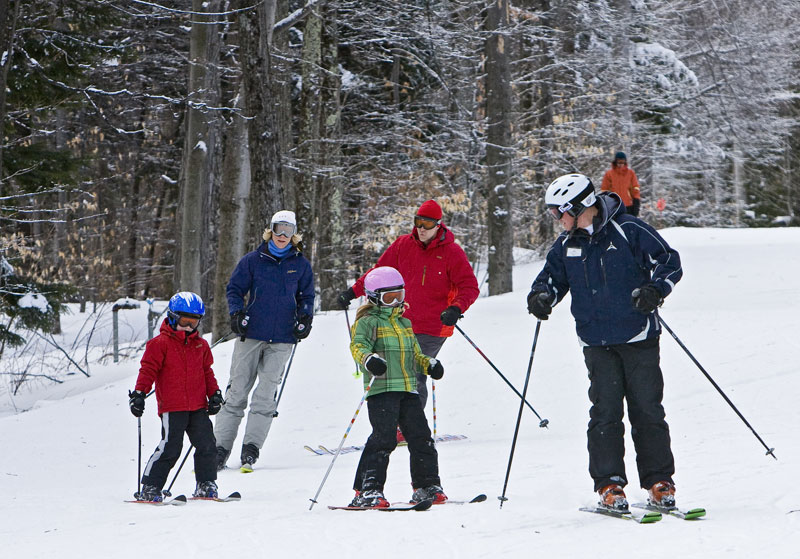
[
  {"xmin": 337, "ymin": 200, "xmax": 479, "ymax": 411},
  {"xmin": 128, "ymin": 292, "xmax": 224, "ymax": 502}
]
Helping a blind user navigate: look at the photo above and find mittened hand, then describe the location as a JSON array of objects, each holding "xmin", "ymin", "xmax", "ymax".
[
  {"xmin": 230, "ymin": 311, "xmax": 249, "ymax": 336},
  {"xmin": 128, "ymin": 390, "xmax": 145, "ymax": 417},
  {"xmin": 428, "ymin": 358, "xmax": 444, "ymax": 380},
  {"xmin": 632, "ymin": 284, "xmax": 663, "ymax": 314},
  {"xmin": 527, "ymin": 290, "xmax": 555, "ymax": 320},
  {"xmin": 293, "ymin": 314, "xmax": 313, "ymax": 340},
  {"xmin": 208, "ymin": 390, "xmax": 224, "ymax": 415},
  {"xmin": 439, "ymin": 305, "xmax": 462, "ymax": 326},
  {"xmin": 337, "ymin": 287, "xmax": 356, "ymax": 310},
  {"xmin": 364, "ymin": 353, "xmax": 387, "ymax": 376}
]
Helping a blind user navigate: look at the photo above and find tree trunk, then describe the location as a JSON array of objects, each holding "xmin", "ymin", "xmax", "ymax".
[
  {"xmin": 295, "ymin": 5, "xmax": 324, "ymax": 264},
  {"xmin": 178, "ymin": 0, "xmax": 221, "ymax": 295},
  {"xmin": 212, "ymin": 83, "xmax": 251, "ymax": 342},
  {"xmin": 484, "ymin": 0, "xmax": 514, "ymax": 295},
  {"xmin": 315, "ymin": 3, "xmax": 347, "ymax": 311},
  {"xmin": 239, "ymin": 0, "xmax": 284, "ymax": 242},
  {"xmin": 0, "ymin": 0, "xmax": 21, "ymax": 188}
]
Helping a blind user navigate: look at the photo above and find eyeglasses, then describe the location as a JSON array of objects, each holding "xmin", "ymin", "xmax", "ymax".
[
  {"xmin": 548, "ymin": 207, "xmax": 564, "ymax": 221},
  {"xmin": 414, "ymin": 216, "xmax": 440, "ymax": 230},
  {"xmin": 379, "ymin": 289, "xmax": 405, "ymax": 306},
  {"xmin": 272, "ymin": 221, "xmax": 296, "ymax": 238},
  {"xmin": 176, "ymin": 314, "xmax": 201, "ymax": 328}
]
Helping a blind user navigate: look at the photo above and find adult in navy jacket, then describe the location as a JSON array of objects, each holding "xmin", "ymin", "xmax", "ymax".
[
  {"xmin": 527, "ymin": 174, "xmax": 683, "ymax": 512},
  {"xmin": 214, "ymin": 210, "xmax": 314, "ymax": 472}
]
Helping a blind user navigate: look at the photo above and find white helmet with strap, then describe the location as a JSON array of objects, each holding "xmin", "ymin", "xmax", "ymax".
[{"xmin": 545, "ymin": 174, "xmax": 596, "ymax": 217}]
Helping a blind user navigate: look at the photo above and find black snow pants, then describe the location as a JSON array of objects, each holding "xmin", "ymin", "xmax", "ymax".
[
  {"xmin": 353, "ymin": 391, "xmax": 440, "ymax": 492},
  {"xmin": 142, "ymin": 409, "xmax": 217, "ymax": 489},
  {"xmin": 413, "ymin": 334, "xmax": 447, "ymax": 409},
  {"xmin": 583, "ymin": 337, "xmax": 675, "ymax": 491}
]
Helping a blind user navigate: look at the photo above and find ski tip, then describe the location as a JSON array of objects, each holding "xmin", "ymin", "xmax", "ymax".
[
  {"xmin": 413, "ymin": 499, "xmax": 433, "ymax": 511},
  {"xmin": 240, "ymin": 466, "xmax": 254, "ymax": 474},
  {"xmin": 226, "ymin": 492, "xmax": 242, "ymax": 500},
  {"xmin": 173, "ymin": 494, "xmax": 187, "ymax": 502},
  {"xmin": 470, "ymin": 494, "xmax": 488, "ymax": 503}
]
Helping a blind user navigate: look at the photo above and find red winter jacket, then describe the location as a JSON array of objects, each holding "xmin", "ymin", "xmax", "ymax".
[
  {"xmin": 134, "ymin": 320, "xmax": 219, "ymax": 415},
  {"xmin": 352, "ymin": 225, "xmax": 480, "ymax": 338}
]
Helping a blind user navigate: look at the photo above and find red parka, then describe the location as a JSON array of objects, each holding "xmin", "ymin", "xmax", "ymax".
[
  {"xmin": 134, "ymin": 320, "xmax": 219, "ymax": 415},
  {"xmin": 352, "ymin": 224, "xmax": 480, "ymax": 338}
]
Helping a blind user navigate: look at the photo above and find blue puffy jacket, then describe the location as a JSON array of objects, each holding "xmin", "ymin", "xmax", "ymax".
[
  {"xmin": 531, "ymin": 192, "xmax": 682, "ymax": 346},
  {"xmin": 226, "ymin": 243, "xmax": 315, "ymax": 343}
]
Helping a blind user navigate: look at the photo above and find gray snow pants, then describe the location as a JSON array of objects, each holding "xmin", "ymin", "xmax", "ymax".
[
  {"xmin": 414, "ymin": 334, "xmax": 447, "ymax": 409},
  {"xmin": 213, "ymin": 338, "xmax": 294, "ymax": 452}
]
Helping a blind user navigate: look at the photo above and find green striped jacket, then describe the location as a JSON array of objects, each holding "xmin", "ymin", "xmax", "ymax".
[{"xmin": 350, "ymin": 305, "xmax": 432, "ymax": 396}]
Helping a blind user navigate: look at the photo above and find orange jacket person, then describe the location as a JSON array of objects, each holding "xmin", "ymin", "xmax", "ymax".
[{"xmin": 601, "ymin": 151, "xmax": 641, "ymax": 216}]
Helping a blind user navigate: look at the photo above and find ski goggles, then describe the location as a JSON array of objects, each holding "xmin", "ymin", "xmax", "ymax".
[
  {"xmin": 271, "ymin": 221, "xmax": 296, "ymax": 238},
  {"xmin": 378, "ymin": 289, "xmax": 405, "ymax": 307},
  {"xmin": 414, "ymin": 216, "xmax": 440, "ymax": 230},
  {"xmin": 175, "ymin": 314, "xmax": 201, "ymax": 328},
  {"xmin": 548, "ymin": 202, "xmax": 584, "ymax": 221}
]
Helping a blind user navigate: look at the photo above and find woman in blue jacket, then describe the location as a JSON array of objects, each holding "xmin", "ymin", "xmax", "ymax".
[
  {"xmin": 527, "ymin": 174, "xmax": 683, "ymax": 512},
  {"xmin": 214, "ymin": 210, "xmax": 315, "ymax": 472}
]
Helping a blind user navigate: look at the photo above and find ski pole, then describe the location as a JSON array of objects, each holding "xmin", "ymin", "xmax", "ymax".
[
  {"xmin": 658, "ymin": 316, "xmax": 776, "ymax": 459},
  {"xmin": 498, "ymin": 320, "xmax": 542, "ymax": 508},
  {"xmin": 431, "ymin": 379, "xmax": 437, "ymax": 441},
  {"xmin": 162, "ymin": 445, "xmax": 193, "ymax": 497},
  {"xmin": 344, "ymin": 309, "xmax": 361, "ymax": 377},
  {"xmin": 309, "ymin": 376, "xmax": 376, "ymax": 510},
  {"xmin": 136, "ymin": 416, "xmax": 142, "ymax": 498},
  {"xmin": 272, "ymin": 342, "xmax": 298, "ymax": 418},
  {"xmin": 210, "ymin": 331, "xmax": 235, "ymax": 350},
  {"xmin": 454, "ymin": 324, "xmax": 549, "ymax": 428}
]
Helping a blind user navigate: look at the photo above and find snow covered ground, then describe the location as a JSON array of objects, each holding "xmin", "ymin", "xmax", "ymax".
[{"xmin": 3, "ymin": 227, "xmax": 800, "ymax": 558}]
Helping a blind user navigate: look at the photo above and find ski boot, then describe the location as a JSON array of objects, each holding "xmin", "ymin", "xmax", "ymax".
[
  {"xmin": 349, "ymin": 489, "xmax": 390, "ymax": 508},
  {"xmin": 215, "ymin": 446, "xmax": 231, "ymax": 472},
  {"xmin": 193, "ymin": 480, "xmax": 219, "ymax": 499},
  {"xmin": 240, "ymin": 443, "xmax": 259, "ymax": 472},
  {"xmin": 135, "ymin": 484, "xmax": 164, "ymax": 503},
  {"xmin": 598, "ymin": 484, "xmax": 629, "ymax": 511},
  {"xmin": 647, "ymin": 481, "xmax": 676, "ymax": 508},
  {"xmin": 411, "ymin": 484, "xmax": 448, "ymax": 504}
]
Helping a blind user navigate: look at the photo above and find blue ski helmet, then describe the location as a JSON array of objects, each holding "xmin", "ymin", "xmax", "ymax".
[{"xmin": 167, "ymin": 291, "xmax": 205, "ymax": 328}]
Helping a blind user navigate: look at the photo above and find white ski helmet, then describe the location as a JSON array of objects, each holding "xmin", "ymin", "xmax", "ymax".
[
  {"xmin": 364, "ymin": 266, "xmax": 405, "ymax": 307},
  {"xmin": 545, "ymin": 174, "xmax": 597, "ymax": 217},
  {"xmin": 270, "ymin": 210, "xmax": 297, "ymax": 238}
]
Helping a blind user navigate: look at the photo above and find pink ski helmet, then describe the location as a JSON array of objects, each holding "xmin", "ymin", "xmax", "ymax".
[{"xmin": 364, "ymin": 266, "xmax": 405, "ymax": 307}]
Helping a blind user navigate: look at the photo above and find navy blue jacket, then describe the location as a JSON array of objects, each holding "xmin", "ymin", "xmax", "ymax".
[
  {"xmin": 226, "ymin": 242, "xmax": 315, "ymax": 344},
  {"xmin": 531, "ymin": 192, "xmax": 682, "ymax": 346}
]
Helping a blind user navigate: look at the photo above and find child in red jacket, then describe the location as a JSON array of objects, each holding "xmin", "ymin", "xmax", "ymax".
[{"xmin": 128, "ymin": 292, "xmax": 224, "ymax": 502}]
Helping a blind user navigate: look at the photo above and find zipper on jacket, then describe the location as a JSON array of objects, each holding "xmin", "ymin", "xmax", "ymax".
[{"xmin": 422, "ymin": 265, "xmax": 426, "ymax": 286}]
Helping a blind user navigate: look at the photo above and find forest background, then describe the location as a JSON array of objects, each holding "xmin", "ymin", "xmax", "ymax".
[{"xmin": 1, "ymin": 0, "xmax": 798, "ymax": 367}]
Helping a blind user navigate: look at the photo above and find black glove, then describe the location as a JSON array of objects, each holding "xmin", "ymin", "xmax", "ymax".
[
  {"xmin": 293, "ymin": 314, "xmax": 313, "ymax": 340},
  {"xmin": 128, "ymin": 390, "xmax": 145, "ymax": 418},
  {"xmin": 632, "ymin": 283, "xmax": 663, "ymax": 314},
  {"xmin": 527, "ymin": 290, "xmax": 555, "ymax": 320},
  {"xmin": 364, "ymin": 353, "xmax": 387, "ymax": 376},
  {"xmin": 440, "ymin": 305, "xmax": 462, "ymax": 326},
  {"xmin": 428, "ymin": 358, "xmax": 444, "ymax": 380},
  {"xmin": 337, "ymin": 287, "xmax": 356, "ymax": 310},
  {"xmin": 230, "ymin": 311, "xmax": 249, "ymax": 337},
  {"xmin": 631, "ymin": 199, "xmax": 641, "ymax": 217},
  {"xmin": 208, "ymin": 390, "xmax": 224, "ymax": 415}
]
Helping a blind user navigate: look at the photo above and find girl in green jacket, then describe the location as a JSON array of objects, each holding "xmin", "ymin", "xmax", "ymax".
[{"xmin": 348, "ymin": 266, "xmax": 447, "ymax": 508}]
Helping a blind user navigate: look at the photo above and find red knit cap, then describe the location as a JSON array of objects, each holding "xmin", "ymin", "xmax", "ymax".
[{"xmin": 416, "ymin": 199, "xmax": 442, "ymax": 221}]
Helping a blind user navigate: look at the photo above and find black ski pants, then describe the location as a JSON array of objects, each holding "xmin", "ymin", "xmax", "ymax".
[
  {"xmin": 583, "ymin": 337, "xmax": 675, "ymax": 492},
  {"xmin": 142, "ymin": 409, "xmax": 217, "ymax": 490},
  {"xmin": 353, "ymin": 391, "xmax": 440, "ymax": 492}
]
